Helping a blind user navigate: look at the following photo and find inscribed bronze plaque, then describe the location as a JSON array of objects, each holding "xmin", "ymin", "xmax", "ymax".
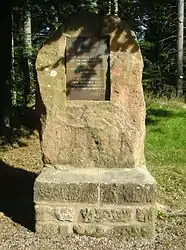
[{"xmin": 66, "ymin": 37, "xmax": 110, "ymax": 100}]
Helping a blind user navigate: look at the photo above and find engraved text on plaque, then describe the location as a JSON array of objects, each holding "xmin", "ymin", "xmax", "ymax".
[{"xmin": 66, "ymin": 37, "xmax": 110, "ymax": 100}]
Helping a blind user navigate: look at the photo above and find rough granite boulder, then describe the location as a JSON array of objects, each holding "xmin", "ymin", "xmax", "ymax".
[{"xmin": 36, "ymin": 13, "xmax": 146, "ymax": 169}]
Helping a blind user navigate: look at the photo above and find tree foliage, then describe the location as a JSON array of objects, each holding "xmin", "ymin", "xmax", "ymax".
[{"xmin": 142, "ymin": 3, "xmax": 178, "ymax": 97}]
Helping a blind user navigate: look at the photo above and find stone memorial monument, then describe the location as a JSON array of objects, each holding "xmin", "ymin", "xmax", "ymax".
[{"xmin": 34, "ymin": 12, "xmax": 157, "ymax": 237}]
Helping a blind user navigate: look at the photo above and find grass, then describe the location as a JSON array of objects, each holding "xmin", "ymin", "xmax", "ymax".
[{"xmin": 145, "ymin": 98, "xmax": 186, "ymax": 209}]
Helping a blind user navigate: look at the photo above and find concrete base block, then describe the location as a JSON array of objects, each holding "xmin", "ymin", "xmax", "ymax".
[{"xmin": 34, "ymin": 166, "xmax": 157, "ymax": 237}]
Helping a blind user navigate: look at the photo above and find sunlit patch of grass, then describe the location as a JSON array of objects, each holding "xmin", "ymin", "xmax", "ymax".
[{"xmin": 145, "ymin": 101, "xmax": 186, "ymax": 209}]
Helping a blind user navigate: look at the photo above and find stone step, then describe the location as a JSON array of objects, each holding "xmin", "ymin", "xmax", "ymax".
[
  {"xmin": 34, "ymin": 166, "xmax": 157, "ymax": 204},
  {"xmin": 34, "ymin": 166, "xmax": 157, "ymax": 237},
  {"xmin": 35, "ymin": 202, "xmax": 156, "ymax": 224},
  {"xmin": 35, "ymin": 201, "xmax": 156, "ymax": 237},
  {"xmin": 35, "ymin": 221, "xmax": 155, "ymax": 238}
]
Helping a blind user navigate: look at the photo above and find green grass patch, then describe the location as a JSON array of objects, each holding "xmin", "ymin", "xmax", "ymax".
[{"xmin": 145, "ymin": 100, "xmax": 186, "ymax": 208}]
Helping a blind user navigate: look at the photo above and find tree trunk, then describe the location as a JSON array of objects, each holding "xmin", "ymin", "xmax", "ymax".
[
  {"xmin": 12, "ymin": 12, "xmax": 17, "ymax": 106},
  {"xmin": 108, "ymin": 1, "xmax": 111, "ymax": 14},
  {"xmin": 177, "ymin": 0, "xmax": 184, "ymax": 98},
  {"xmin": 23, "ymin": 1, "xmax": 33, "ymax": 106},
  {"xmin": 0, "ymin": 11, "xmax": 12, "ymax": 132},
  {"xmin": 113, "ymin": 0, "xmax": 119, "ymax": 16}
]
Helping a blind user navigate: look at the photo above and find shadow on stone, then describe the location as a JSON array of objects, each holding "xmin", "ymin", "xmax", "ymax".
[
  {"xmin": 36, "ymin": 12, "xmax": 139, "ymax": 101},
  {"xmin": 0, "ymin": 159, "xmax": 37, "ymax": 231}
]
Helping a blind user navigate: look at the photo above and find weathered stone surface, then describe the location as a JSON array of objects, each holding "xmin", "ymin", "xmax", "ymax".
[
  {"xmin": 36, "ymin": 222, "xmax": 73, "ymax": 235},
  {"xmin": 73, "ymin": 223, "xmax": 109, "ymax": 236},
  {"xmin": 109, "ymin": 223, "xmax": 155, "ymax": 238},
  {"xmin": 79, "ymin": 207, "xmax": 132, "ymax": 223},
  {"xmin": 34, "ymin": 166, "xmax": 98, "ymax": 203},
  {"xmin": 99, "ymin": 167, "xmax": 157, "ymax": 204},
  {"xmin": 35, "ymin": 222, "xmax": 59, "ymax": 234},
  {"xmin": 35, "ymin": 204, "xmax": 76, "ymax": 222},
  {"xmin": 136, "ymin": 206, "xmax": 157, "ymax": 222},
  {"xmin": 100, "ymin": 184, "xmax": 156, "ymax": 204},
  {"xmin": 36, "ymin": 12, "xmax": 146, "ymax": 168},
  {"xmin": 34, "ymin": 202, "xmax": 156, "ymax": 237},
  {"xmin": 35, "ymin": 202, "xmax": 156, "ymax": 224},
  {"xmin": 34, "ymin": 167, "xmax": 157, "ymax": 203},
  {"xmin": 34, "ymin": 181, "xmax": 98, "ymax": 203},
  {"xmin": 58, "ymin": 223, "xmax": 73, "ymax": 235},
  {"xmin": 73, "ymin": 223, "xmax": 155, "ymax": 238},
  {"xmin": 36, "ymin": 221, "xmax": 154, "ymax": 238}
]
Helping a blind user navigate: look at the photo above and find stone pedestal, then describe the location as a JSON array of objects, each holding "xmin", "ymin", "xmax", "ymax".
[
  {"xmin": 34, "ymin": 12, "xmax": 157, "ymax": 237},
  {"xmin": 34, "ymin": 166, "xmax": 156, "ymax": 237}
]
